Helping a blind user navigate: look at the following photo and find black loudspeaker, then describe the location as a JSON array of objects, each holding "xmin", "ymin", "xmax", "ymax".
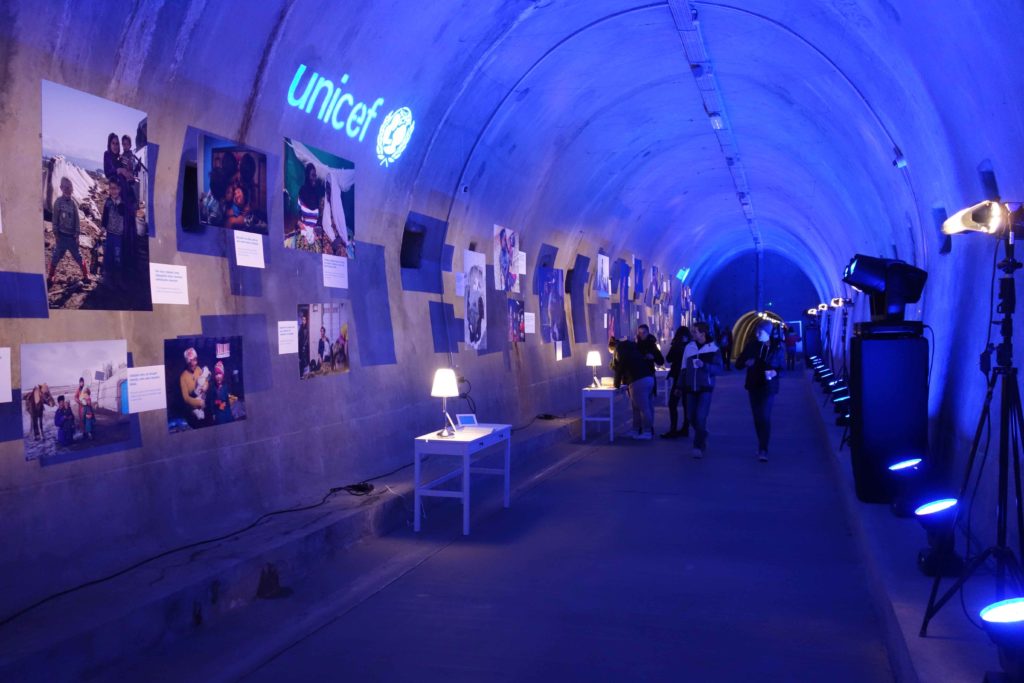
[
  {"xmin": 400, "ymin": 219, "xmax": 427, "ymax": 269},
  {"xmin": 850, "ymin": 323, "xmax": 928, "ymax": 503}
]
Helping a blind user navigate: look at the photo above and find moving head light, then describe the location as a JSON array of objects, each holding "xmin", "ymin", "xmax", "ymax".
[{"xmin": 842, "ymin": 255, "xmax": 927, "ymax": 322}]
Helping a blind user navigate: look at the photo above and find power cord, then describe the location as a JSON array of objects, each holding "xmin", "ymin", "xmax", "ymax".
[{"xmin": 0, "ymin": 467, "xmax": 414, "ymax": 629}]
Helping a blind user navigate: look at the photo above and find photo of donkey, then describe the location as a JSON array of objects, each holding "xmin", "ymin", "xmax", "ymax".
[{"xmin": 23, "ymin": 383, "xmax": 55, "ymax": 440}]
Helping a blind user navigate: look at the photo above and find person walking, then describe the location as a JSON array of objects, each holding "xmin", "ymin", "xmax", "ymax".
[
  {"xmin": 661, "ymin": 326, "xmax": 691, "ymax": 439},
  {"xmin": 784, "ymin": 326, "xmax": 801, "ymax": 371},
  {"xmin": 735, "ymin": 320, "xmax": 786, "ymax": 462},
  {"xmin": 719, "ymin": 329, "xmax": 732, "ymax": 370},
  {"xmin": 682, "ymin": 322, "xmax": 722, "ymax": 458},
  {"xmin": 609, "ymin": 336, "xmax": 656, "ymax": 440}
]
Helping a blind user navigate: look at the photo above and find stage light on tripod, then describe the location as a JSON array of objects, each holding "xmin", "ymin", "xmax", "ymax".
[
  {"xmin": 817, "ymin": 303, "xmax": 828, "ymax": 312},
  {"xmin": 980, "ymin": 597, "xmax": 1024, "ymax": 681},
  {"xmin": 806, "ymin": 307, "xmax": 818, "ymax": 316},
  {"xmin": 943, "ymin": 200, "xmax": 1006, "ymax": 235}
]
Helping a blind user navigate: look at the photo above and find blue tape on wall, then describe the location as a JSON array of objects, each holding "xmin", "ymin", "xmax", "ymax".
[
  {"xmin": 570, "ymin": 254, "xmax": 590, "ymax": 344},
  {"xmin": 176, "ymin": 127, "xmax": 230, "ymax": 258},
  {"xmin": 532, "ymin": 243, "xmax": 559, "ymax": 295},
  {"xmin": 146, "ymin": 143, "xmax": 159, "ymax": 237},
  {"xmin": 0, "ymin": 272, "xmax": 49, "ymax": 318},
  {"xmin": 587, "ymin": 302, "xmax": 608, "ymax": 344},
  {"xmin": 349, "ymin": 242, "xmax": 397, "ymax": 366},
  {"xmin": 442, "ymin": 244, "xmax": 454, "ymax": 273},
  {"xmin": 199, "ymin": 314, "xmax": 272, "ymax": 392},
  {"xmin": 0, "ymin": 389, "xmax": 23, "ymax": 442},
  {"xmin": 428, "ymin": 301, "xmax": 460, "ymax": 353},
  {"xmin": 400, "ymin": 212, "xmax": 449, "ymax": 294},
  {"xmin": 479, "ymin": 265, "xmax": 508, "ymax": 356}
]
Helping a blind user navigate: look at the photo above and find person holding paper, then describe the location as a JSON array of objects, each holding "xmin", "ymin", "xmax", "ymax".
[{"xmin": 734, "ymin": 320, "xmax": 786, "ymax": 462}]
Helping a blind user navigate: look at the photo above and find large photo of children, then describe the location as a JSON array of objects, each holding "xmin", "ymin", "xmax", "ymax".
[
  {"xmin": 493, "ymin": 225, "xmax": 518, "ymax": 292},
  {"xmin": 41, "ymin": 80, "xmax": 152, "ymax": 311},
  {"xmin": 298, "ymin": 303, "xmax": 351, "ymax": 379},
  {"xmin": 165, "ymin": 337, "xmax": 246, "ymax": 433},
  {"xmin": 283, "ymin": 138, "xmax": 356, "ymax": 258},
  {"xmin": 464, "ymin": 250, "xmax": 487, "ymax": 351},
  {"xmin": 21, "ymin": 339, "xmax": 131, "ymax": 461},
  {"xmin": 538, "ymin": 267, "xmax": 568, "ymax": 344},
  {"xmin": 198, "ymin": 135, "xmax": 269, "ymax": 234}
]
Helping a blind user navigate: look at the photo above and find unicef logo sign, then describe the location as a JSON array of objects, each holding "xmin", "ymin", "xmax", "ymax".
[
  {"xmin": 286, "ymin": 64, "xmax": 415, "ymax": 168},
  {"xmin": 376, "ymin": 107, "xmax": 415, "ymax": 167}
]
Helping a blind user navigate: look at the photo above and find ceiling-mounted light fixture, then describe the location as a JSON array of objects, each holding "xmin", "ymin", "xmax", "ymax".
[{"xmin": 708, "ymin": 112, "xmax": 724, "ymax": 130}]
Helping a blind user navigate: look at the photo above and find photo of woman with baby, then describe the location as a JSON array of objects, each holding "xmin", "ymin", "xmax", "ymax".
[
  {"xmin": 198, "ymin": 135, "xmax": 269, "ymax": 234},
  {"xmin": 164, "ymin": 337, "xmax": 247, "ymax": 433}
]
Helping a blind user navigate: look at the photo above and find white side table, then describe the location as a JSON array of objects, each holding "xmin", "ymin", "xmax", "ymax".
[
  {"xmin": 413, "ymin": 423, "xmax": 511, "ymax": 535},
  {"xmin": 582, "ymin": 386, "xmax": 622, "ymax": 442}
]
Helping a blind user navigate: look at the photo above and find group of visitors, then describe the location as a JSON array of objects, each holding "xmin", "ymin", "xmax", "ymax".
[{"xmin": 608, "ymin": 319, "xmax": 787, "ymax": 462}]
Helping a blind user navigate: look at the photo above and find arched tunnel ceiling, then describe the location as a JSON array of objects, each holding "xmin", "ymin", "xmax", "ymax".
[{"xmin": 410, "ymin": 0, "xmax": 959, "ymax": 304}]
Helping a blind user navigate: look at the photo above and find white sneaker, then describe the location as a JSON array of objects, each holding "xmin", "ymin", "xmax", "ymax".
[
  {"xmin": 758, "ymin": 451, "xmax": 769, "ymax": 462},
  {"xmin": 692, "ymin": 448, "xmax": 704, "ymax": 459},
  {"xmin": 637, "ymin": 431, "xmax": 653, "ymax": 440},
  {"xmin": 630, "ymin": 432, "xmax": 645, "ymax": 440}
]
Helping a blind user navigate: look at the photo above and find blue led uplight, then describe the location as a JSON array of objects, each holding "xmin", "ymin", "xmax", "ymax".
[
  {"xmin": 981, "ymin": 598, "xmax": 1024, "ymax": 623},
  {"xmin": 915, "ymin": 498, "xmax": 957, "ymax": 516},
  {"xmin": 888, "ymin": 458, "xmax": 922, "ymax": 471}
]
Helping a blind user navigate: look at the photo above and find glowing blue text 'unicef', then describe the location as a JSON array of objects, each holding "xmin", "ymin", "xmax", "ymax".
[{"xmin": 286, "ymin": 64, "xmax": 415, "ymax": 166}]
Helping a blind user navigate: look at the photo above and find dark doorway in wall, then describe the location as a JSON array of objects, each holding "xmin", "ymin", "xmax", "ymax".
[{"xmin": 697, "ymin": 251, "xmax": 818, "ymax": 330}]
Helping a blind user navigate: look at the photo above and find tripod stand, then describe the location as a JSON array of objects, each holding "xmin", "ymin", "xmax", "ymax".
[{"xmin": 920, "ymin": 232, "xmax": 1024, "ymax": 636}]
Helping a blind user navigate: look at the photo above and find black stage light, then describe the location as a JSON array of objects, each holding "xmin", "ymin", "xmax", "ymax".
[
  {"xmin": 914, "ymin": 498, "xmax": 964, "ymax": 577},
  {"xmin": 843, "ymin": 255, "xmax": 927, "ymax": 322},
  {"xmin": 980, "ymin": 598, "xmax": 1024, "ymax": 682},
  {"xmin": 887, "ymin": 458, "xmax": 924, "ymax": 518}
]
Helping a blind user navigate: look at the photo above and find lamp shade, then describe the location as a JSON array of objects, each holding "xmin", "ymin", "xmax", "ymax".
[
  {"xmin": 430, "ymin": 368, "xmax": 459, "ymax": 398},
  {"xmin": 586, "ymin": 351, "xmax": 602, "ymax": 367}
]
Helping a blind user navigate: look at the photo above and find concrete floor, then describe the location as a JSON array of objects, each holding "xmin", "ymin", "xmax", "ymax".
[{"xmin": 240, "ymin": 371, "xmax": 893, "ymax": 683}]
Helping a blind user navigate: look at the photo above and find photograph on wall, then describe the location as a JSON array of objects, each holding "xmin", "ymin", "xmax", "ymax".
[
  {"xmin": 508, "ymin": 298, "xmax": 526, "ymax": 343},
  {"xmin": 283, "ymin": 138, "xmax": 355, "ymax": 258},
  {"xmin": 21, "ymin": 339, "xmax": 130, "ymax": 461},
  {"xmin": 464, "ymin": 250, "xmax": 487, "ymax": 351},
  {"xmin": 646, "ymin": 266, "xmax": 660, "ymax": 306},
  {"xmin": 298, "ymin": 302, "xmax": 352, "ymax": 378},
  {"xmin": 633, "ymin": 257, "xmax": 645, "ymax": 302},
  {"xmin": 197, "ymin": 134, "xmax": 269, "ymax": 234},
  {"xmin": 164, "ymin": 336, "xmax": 246, "ymax": 433},
  {"xmin": 538, "ymin": 267, "xmax": 568, "ymax": 344},
  {"xmin": 42, "ymin": 80, "xmax": 152, "ymax": 311},
  {"xmin": 493, "ymin": 224, "xmax": 519, "ymax": 292},
  {"xmin": 595, "ymin": 253, "xmax": 610, "ymax": 299}
]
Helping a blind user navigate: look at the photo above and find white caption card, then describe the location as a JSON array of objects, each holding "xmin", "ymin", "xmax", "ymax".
[
  {"xmin": 127, "ymin": 365, "xmax": 167, "ymax": 413},
  {"xmin": 0, "ymin": 347, "xmax": 11, "ymax": 403},
  {"xmin": 524, "ymin": 312, "xmax": 536, "ymax": 334},
  {"xmin": 516, "ymin": 251, "xmax": 526, "ymax": 275},
  {"xmin": 233, "ymin": 231, "xmax": 265, "ymax": 269},
  {"xmin": 149, "ymin": 263, "xmax": 189, "ymax": 305},
  {"xmin": 555, "ymin": 341, "xmax": 563, "ymax": 362},
  {"xmin": 323, "ymin": 254, "xmax": 349, "ymax": 289},
  {"xmin": 278, "ymin": 321, "xmax": 298, "ymax": 355}
]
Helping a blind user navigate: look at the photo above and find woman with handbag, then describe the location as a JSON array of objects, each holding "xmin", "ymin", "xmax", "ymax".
[
  {"xmin": 735, "ymin": 320, "xmax": 786, "ymax": 462},
  {"xmin": 682, "ymin": 322, "xmax": 722, "ymax": 458},
  {"xmin": 661, "ymin": 326, "xmax": 691, "ymax": 439}
]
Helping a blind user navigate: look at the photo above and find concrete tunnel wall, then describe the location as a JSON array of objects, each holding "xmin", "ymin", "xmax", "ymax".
[{"xmin": 0, "ymin": 0, "xmax": 1022, "ymax": 614}]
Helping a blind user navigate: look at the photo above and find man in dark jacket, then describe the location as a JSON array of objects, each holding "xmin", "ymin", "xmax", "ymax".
[
  {"xmin": 735, "ymin": 320, "xmax": 786, "ymax": 462},
  {"xmin": 661, "ymin": 326, "xmax": 691, "ymax": 438},
  {"xmin": 609, "ymin": 336, "xmax": 656, "ymax": 440}
]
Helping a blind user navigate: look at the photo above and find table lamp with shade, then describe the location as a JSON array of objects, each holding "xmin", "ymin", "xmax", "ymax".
[
  {"xmin": 431, "ymin": 368, "xmax": 460, "ymax": 437},
  {"xmin": 586, "ymin": 351, "xmax": 602, "ymax": 387}
]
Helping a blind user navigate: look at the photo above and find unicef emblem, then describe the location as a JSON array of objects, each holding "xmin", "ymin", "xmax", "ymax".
[{"xmin": 376, "ymin": 107, "xmax": 415, "ymax": 167}]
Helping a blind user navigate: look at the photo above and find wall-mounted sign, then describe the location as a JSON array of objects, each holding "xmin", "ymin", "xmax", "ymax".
[{"xmin": 286, "ymin": 64, "xmax": 415, "ymax": 167}]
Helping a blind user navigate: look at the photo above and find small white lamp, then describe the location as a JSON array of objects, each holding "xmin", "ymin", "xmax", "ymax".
[
  {"xmin": 431, "ymin": 368, "xmax": 460, "ymax": 437},
  {"xmin": 586, "ymin": 350, "xmax": 602, "ymax": 387}
]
